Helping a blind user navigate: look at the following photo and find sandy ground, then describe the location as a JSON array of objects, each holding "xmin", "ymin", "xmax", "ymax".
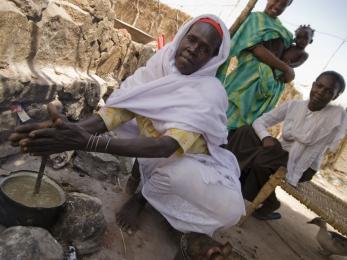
[
  {"xmin": 315, "ymin": 169, "xmax": 347, "ymax": 201},
  {"xmin": 1, "ymin": 154, "xmax": 346, "ymax": 260}
]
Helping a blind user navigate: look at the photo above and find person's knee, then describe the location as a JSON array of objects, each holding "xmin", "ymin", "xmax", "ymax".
[
  {"xmin": 168, "ymin": 168, "xmax": 188, "ymax": 191},
  {"xmin": 143, "ymin": 169, "xmax": 172, "ymax": 194},
  {"xmin": 218, "ymin": 192, "xmax": 244, "ymax": 226},
  {"xmin": 226, "ymin": 125, "xmax": 258, "ymax": 151},
  {"xmin": 251, "ymin": 157, "xmax": 272, "ymax": 173},
  {"xmin": 147, "ymin": 162, "xmax": 188, "ymax": 193}
]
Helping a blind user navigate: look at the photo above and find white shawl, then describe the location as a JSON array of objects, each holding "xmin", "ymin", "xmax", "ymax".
[{"xmin": 105, "ymin": 15, "xmax": 241, "ymax": 189}]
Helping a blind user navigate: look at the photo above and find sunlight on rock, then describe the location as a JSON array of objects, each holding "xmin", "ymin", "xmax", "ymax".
[{"xmin": 14, "ymin": 159, "xmax": 25, "ymax": 167}]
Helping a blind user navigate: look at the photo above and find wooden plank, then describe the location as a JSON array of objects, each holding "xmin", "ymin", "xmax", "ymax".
[
  {"xmin": 114, "ymin": 19, "xmax": 154, "ymax": 44},
  {"xmin": 229, "ymin": 0, "xmax": 258, "ymax": 36}
]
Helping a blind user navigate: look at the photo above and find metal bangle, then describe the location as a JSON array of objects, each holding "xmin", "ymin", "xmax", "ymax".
[
  {"xmin": 105, "ymin": 137, "xmax": 111, "ymax": 152},
  {"xmin": 89, "ymin": 134, "xmax": 97, "ymax": 151},
  {"xmin": 95, "ymin": 135, "xmax": 101, "ymax": 152},
  {"xmin": 86, "ymin": 135, "xmax": 93, "ymax": 150}
]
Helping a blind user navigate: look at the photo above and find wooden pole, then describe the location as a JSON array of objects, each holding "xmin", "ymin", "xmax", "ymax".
[
  {"xmin": 238, "ymin": 167, "xmax": 286, "ymax": 226},
  {"xmin": 229, "ymin": 0, "xmax": 258, "ymax": 36}
]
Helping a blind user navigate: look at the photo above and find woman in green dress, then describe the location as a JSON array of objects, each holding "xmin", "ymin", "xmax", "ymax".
[{"xmin": 217, "ymin": 0, "xmax": 294, "ymax": 132}]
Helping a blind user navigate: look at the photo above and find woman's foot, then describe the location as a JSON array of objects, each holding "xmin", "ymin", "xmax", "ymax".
[
  {"xmin": 173, "ymin": 233, "xmax": 240, "ymax": 260},
  {"xmin": 116, "ymin": 193, "xmax": 146, "ymax": 234}
]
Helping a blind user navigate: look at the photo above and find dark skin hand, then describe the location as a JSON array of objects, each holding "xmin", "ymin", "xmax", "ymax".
[
  {"xmin": 11, "ymin": 104, "xmax": 180, "ymax": 158},
  {"xmin": 261, "ymin": 136, "xmax": 277, "ymax": 147},
  {"xmin": 9, "ymin": 103, "xmax": 107, "ymax": 147},
  {"xmin": 9, "ymin": 103, "xmax": 62, "ymax": 146}
]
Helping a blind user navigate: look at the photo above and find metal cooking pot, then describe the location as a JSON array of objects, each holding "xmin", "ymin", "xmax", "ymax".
[{"xmin": 0, "ymin": 170, "xmax": 66, "ymax": 228}]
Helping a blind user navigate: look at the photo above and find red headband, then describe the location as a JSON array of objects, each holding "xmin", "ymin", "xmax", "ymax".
[{"xmin": 196, "ymin": 18, "xmax": 223, "ymax": 38}]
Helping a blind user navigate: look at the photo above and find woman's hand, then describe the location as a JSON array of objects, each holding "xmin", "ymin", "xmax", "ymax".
[
  {"xmin": 281, "ymin": 66, "xmax": 295, "ymax": 83},
  {"xmin": 18, "ymin": 120, "xmax": 91, "ymax": 156},
  {"xmin": 9, "ymin": 120, "xmax": 53, "ymax": 146},
  {"xmin": 250, "ymin": 45, "xmax": 295, "ymax": 83},
  {"xmin": 9, "ymin": 102, "xmax": 66, "ymax": 146}
]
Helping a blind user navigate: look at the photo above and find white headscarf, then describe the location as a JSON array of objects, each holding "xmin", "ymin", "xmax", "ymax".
[{"xmin": 105, "ymin": 15, "xmax": 241, "ymax": 188}]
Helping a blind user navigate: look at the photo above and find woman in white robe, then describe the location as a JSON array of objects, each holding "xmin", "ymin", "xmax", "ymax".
[{"xmin": 12, "ymin": 14, "xmax": 245, "ymax": 256}]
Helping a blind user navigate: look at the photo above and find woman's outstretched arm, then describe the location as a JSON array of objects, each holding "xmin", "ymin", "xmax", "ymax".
[
  {"xmin": 17, "ymin": 116, "xmax": 180, "ymax": 158},
  {"xmin": 250, "ymin": 44, "xmax": 295, "ymax": 83}
]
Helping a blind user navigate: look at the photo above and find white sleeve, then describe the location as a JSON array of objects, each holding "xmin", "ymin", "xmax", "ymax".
[{"xmin": 252, "ymin": 102, "xmax": 289, "ymax": 140}]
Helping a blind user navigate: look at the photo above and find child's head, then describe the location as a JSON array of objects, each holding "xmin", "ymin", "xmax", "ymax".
[
  {"xmin": 308, "ymin": 71, "xmax": 345, "ymax": 111},
  {"xmin": 265, "ymin": 0, "xmax": 293, "ymax": 18},
  {"xmin": 294, "ymin": 25, "xmax": 315, "ymax": 49}
]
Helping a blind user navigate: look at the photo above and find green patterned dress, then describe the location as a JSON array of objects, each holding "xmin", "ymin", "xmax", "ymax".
[{"xmin": 217, "ymin": 12, "xmax": 293, "ymax": 130}]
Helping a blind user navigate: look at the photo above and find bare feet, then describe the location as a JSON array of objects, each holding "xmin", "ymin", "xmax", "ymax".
[
  {"xmin": 173, "ymin": 233, "xmax": 241, "ymax": 260},
  {"xmin": 116, "ymin": 193, "xmax": 146, "ymax": 234}
]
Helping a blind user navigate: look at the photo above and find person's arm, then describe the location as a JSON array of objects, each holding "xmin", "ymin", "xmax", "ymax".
[
  {"xmin": 78, "ymin": 115, "xmax": 108, "ymax": 134},
  {"xmin": 9, "ymin": 106, "xmax": 109, "ymax": 145},
  {"xmin": 10, "ymin": 104, "xmax": 134, "ymax": 145},
  {"xmin": 250, "ymin": 44, "xmax": 295, "ymax": 83},
  {"xmin": 289, "ymin": 52, "xmax": 308, "ymax": 68},
  {"xmin": 19, "ymin": 119, "xmax": 181, "ymax": 158},
  {"xmin": 101, "ymin": 136, "xmax": 180, "ymax": 158},
  {"xmin": 252, "ymin": 102, "xmax": 289, "ymax": 147}
]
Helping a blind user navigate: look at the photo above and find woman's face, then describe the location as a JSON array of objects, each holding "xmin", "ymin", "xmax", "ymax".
[
  {"xmin": 265, "ymin": 0, "xmax": 291, "ymax": 17},
  {"xmin": 175, "ymin": 22, "xmax": 222, "ymax": 75}
]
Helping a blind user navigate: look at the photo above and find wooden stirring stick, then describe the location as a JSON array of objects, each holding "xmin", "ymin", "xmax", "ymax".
[{"xmin": 33, "ymin": 156, "xmax": 48, "ymax": 194}]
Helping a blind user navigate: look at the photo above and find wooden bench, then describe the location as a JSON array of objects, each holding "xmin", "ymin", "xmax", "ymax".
[{"xmin": 238, "ymin": 167, "xmax": 347, "ymax": 236}]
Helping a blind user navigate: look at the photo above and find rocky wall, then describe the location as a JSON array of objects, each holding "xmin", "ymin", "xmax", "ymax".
[
  {"xmin": 114, "ymin": 0, "xmax": 191, "ymax": 39},
  {"xmin": 0, "ymin": 0, "xmax": 156, "ymax": 142}
]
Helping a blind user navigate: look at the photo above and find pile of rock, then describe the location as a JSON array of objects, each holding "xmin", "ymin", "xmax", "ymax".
[
  {"xmin": 0, "ymin": 0, "xmax": 155, "ymax": 142},
  {"xmin": 0, "ymin": 192, "xmax": 106, "ymax": 259}
]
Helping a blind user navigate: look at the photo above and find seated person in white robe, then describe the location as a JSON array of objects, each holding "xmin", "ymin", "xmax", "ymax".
[{"xmin": 227, "ymin": 70, "xmax": 346, "ymax": 220}]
